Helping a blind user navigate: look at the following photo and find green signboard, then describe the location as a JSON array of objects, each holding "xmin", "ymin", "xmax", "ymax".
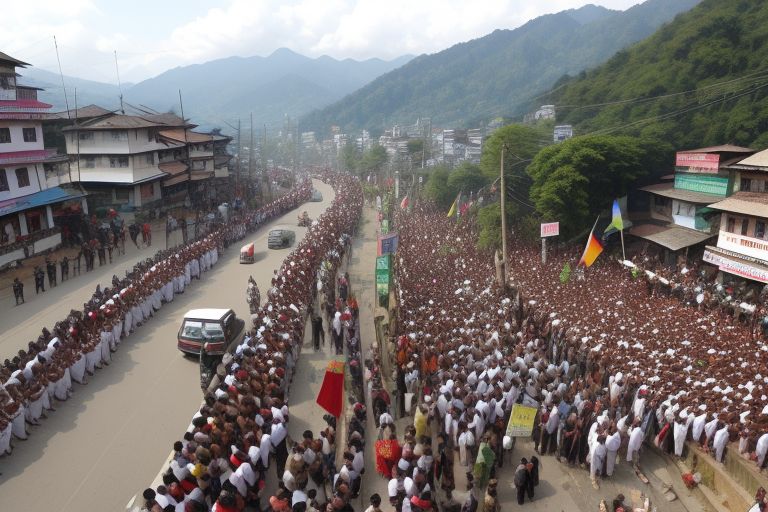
[
  {"xmin": 381, "ymin": 219, "xmax": 389, "ymax": 234},
  {"xmin": 375, "ymin": 255, "xmax": 391, "ymax": 307},
  {"xmin": 674, "ymin": 173, "xmax": 728, "ymax": 196}
]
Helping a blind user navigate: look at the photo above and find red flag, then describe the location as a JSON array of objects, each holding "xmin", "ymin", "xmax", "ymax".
[
  {"xmin": 316, "ymin": 359, "xmax": 345, "ymax": 417},
  {"xmin": 400, "ymin": 195, "xmax": 409, "ymax": 210}
]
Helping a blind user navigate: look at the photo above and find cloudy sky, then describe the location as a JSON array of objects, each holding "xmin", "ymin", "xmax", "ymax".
[{"xmin": 2, "ymin": 0, "xmax": 641, "ymax": 83}]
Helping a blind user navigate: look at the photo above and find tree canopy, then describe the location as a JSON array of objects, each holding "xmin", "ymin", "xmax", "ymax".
[{"xmin": 527, "ymin": 135, "xmax": 669, "ymax": 238}]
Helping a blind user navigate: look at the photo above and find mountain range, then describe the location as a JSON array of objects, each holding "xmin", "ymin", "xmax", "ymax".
[
  {"xmin": 301, "ymin": 0, "xmax": 700, "ymax": 135},
  {"xmin": 22, "ymin": 49, "xmax": 412, "ymax": 130},
  {"xmin": 545, "ymin": 0, "xmax": 768, "ymax": 150}
]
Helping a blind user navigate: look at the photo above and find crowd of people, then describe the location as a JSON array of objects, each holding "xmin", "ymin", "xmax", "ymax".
[
  {"xmin": 138, "ymin": 172, "xmax": 366, "ymax": 512},
  {"xmin": 0, "ymin": 180, "xmax": 316, "ymax": 460},
  {"xmin": 376, "ymin": 201, "xmax": 768, "ymax": 511}
]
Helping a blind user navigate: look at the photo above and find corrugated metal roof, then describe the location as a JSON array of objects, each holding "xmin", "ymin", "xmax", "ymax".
[
  {"xmin": 158, "ymin": 161, "xmax": 188, "ymax": 176},
  {"xmin": 0, "ymin": 186, "xmax": 84, "ymax": 216},
  {"xmin": 629, "ymin": 223, "xmax": 714, "ymax": 251},
  {"xmin": 0, "ymin": 51, "xmax": 30, "ymax": 68},
  {"xmin": 707, "ymin": 191, "xmax": 768, "ymax": 218},
  {"xmin": 44, "ymin": 105, "xmax": 113, "ymax": 120},
  {"xmin": 679, "ymin": 144, "xmax": 754, "ymax": 154},
  {"xmin": 639, "ymin": 182, "xmax": 723, "ymax": 204},
  {"xmin": 158, "ymin": 129, "xmax": 212, "ymax": 144},
  {"xmin": 730, "ymin": 148, "xmax": 768, "ymax": 169}
]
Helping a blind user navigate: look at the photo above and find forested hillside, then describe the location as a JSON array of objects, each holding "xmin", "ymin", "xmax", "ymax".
[
  {"xmin": 549, "ymin": 0, "xmax": 768, "ymax": 149},
  {"xmin": 302, "ymin": 0, "xmax": 699, "ymax": 135}
]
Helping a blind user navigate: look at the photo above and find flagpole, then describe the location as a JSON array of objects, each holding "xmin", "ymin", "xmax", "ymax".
[{"xmin": 620, "ymin": 228, "xmax": 626, "ymax": 262}]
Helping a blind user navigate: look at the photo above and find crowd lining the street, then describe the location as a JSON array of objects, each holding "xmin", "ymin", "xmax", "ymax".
[
  {"xmin": 0, "ymin": 181, "xmax": 314, "ymax": 459},
  {"xmin": 138, "ymin": 172, "xmax": 367, "ymax": 512}
]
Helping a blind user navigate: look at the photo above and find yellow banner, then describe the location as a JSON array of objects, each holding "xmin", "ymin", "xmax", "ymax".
[{"xmin": 506, "ymin": 404, "xmax": 538, "ymax": 437}]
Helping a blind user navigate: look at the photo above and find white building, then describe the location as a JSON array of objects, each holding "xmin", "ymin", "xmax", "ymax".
[{"xmin": 0, "ymin": 51, "xmax": 82, "ymax": 267}]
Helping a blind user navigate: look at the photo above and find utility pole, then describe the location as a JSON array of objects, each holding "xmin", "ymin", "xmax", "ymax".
[
  {"xmin": 249, "ymin": 113, "xmax": 254, "ymax": 181},
  {"xmin": 500, "ymin": 146, "xmax": 508, "ymax": 285}
]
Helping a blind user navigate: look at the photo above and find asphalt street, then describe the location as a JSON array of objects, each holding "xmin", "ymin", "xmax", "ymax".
[{"xmin": 0, "ymin": 180, "xmax": 334, "ymax": 512}]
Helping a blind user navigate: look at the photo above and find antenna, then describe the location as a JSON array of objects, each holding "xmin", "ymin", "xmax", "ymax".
[
  {"xmin": 53, "ymin": 35, "xmax": 71, "ymax": 118},
  {"xmin": 114, "ymin": 50, "xmax": 125, "ymax": 114}
]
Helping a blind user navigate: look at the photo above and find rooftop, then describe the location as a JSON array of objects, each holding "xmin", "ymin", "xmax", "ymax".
[
  {"xmin": 158, "ymin": 129, "xmax": 213, "ymax": 144},
  {"xmin": 639, "ymin": 182, "xmax": 724, "ymax": 204},
  {"xmin": 62, "ymin": 111, "xmax": 192, "ymax": 132},
  {"xmin": 708, "ymin": 192, "xmax": 768, "ymax": 219},
  {"xmin": 44, "ymin": 105, "xmax": 113, "ymax": 121},
  {"xmin": 0, "ymin": 51, "xmax": 30, "ymax": 68},
  {"xmin": 629, "ymin": 223, "xmax": 714, "ymax": 251},
  {"xmin": 728, "ymin": 148, "xmax": 768, "ymax": 170},
  {"xmin": 678, "ymin": 144, "xmax": 755, "ymax": 154}
]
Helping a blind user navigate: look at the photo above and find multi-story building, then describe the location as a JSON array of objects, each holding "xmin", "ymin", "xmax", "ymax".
[
  {"xmin": 631, "ymin": 145, "xmax": 754, "ymax": 265},
  {"xmin": 62, "ymin": 111, "xmax": 230, "ymax": 211},
  {"xmin": 0, "ymin": 51, "xmax": 82, "ymax": 267},
  {"xmin": 704, "ymin": 148, "xmax": 768, "ymax": 285}
]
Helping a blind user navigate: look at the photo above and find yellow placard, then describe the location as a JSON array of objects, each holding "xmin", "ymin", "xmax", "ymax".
[{"xmin": 506, "ymin": 404, "xmax": 538, "ymax": 437}]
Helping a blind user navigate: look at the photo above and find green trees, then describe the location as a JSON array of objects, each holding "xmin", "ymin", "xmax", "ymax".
[
  {"xmin": 424, "ymin": 163, "xmax": 489, "ymax": 210},
  {"xmin": 340, "ymin": 144, "xmax": 389, "ymax": 176},
  {"xmin": 527, "ymin": 135, "xmax": 668, "ymax": 238}
]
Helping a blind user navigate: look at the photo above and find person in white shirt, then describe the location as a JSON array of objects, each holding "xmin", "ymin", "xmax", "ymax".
[{"xmin": 605, "ymin": 427, "xmax": 622, "ymax": 477}]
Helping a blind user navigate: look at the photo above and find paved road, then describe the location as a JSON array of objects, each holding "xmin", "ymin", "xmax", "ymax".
[{"xmin": 0, "ymin": 180, "xmax": 335, "ymax": 512}]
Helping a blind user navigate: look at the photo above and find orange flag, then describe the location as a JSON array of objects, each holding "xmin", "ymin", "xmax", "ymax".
[{"xmin": 578, "ymin": 218, "xmax": 603, "ymax": 267}]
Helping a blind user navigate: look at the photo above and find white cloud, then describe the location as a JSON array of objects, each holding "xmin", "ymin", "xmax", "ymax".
[{"xmin": 1, "ymin": 0, "xmax": 645, "ymax": 83}]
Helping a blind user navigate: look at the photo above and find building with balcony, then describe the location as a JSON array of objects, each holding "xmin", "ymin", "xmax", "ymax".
[
  {"xmin": 630, "ymin": 145, "xmax": 754, "ymax": 265},
  {"xmin": 0, "ymin": 51, "xmax": 83, "ymax": 266},
  {"xmin": 704, "ymin": 149, "xmax": 768, "ymax": 284}
]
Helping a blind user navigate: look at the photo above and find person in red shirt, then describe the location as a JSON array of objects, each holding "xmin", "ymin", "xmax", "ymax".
[{"xmin": 142, "ymin": 222, "xmax": 152, "ymax": 247}]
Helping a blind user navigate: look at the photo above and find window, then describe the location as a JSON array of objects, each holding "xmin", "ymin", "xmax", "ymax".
[
  {"xmin": 726, "ymin": 216, "xmax": 736, "ymax": 233},
  {"xmin": 109, "ymin": 156, "xmax": 129, "ymax": 168},
  {"xmin": 144, "ymin": 153, "xmax": 155, "ymax": 164},
  {"xmin": 741, "ymin": 218, "xmax": 749, "ymax": 236},
  {"xmin": 756, "ymin": 220, "xmax": 766, "ymax": 239},
  {"xmin": 114, "ymin": 188, "xmax": 130, "ymax": 201},
  {"xmin": 22, "ymin": 127, "xmax": 36, "ymax": 142},
  {"xmin": 84, "ymin": 156, "xmax": 96, "ymax": 168},
  {"xmin": 111, "ymin": 130, "xmax": 128, "ymax": 141},
  {"xmin": 79, "ymin": 132, "xmax": 93, "ymax": 141},
  {"xmin": 0, "ymin": 127, "xmax": 10, "ymax": 143},
  {"xmin": 0, "ymin": 169, "xmax": 8, "ymax": 191},
  {"xmin": 15, "ymin": 168, "xmax": 30, "ymax": 187}
]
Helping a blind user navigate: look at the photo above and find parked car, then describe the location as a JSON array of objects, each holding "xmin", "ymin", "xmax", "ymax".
[
  {"xmin": 177, "ymin": 308, "xmax": 245, "ymax": 356},
  {"xmin": 268, "ymin": 229, "xmax": 296, "ymax": 249}
]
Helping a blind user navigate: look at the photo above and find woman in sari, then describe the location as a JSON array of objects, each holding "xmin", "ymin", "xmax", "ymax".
[{"xmin": 375, "ymin": 432, "xmax": 402, "ymax": 478}]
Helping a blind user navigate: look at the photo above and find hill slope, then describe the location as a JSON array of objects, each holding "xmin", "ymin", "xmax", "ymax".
[
  {"xmin": 21, "ymin": 67, "xmax": 124, "ymax": 112},
  {"xmin": 123, "ymin": 49, "xmax": 412, "ymax": 129},
  {"xmin": 547, "ymin": 0, "xmax": 768, "ymax": 149},
  {"xmin": 301, "ymin": 0, "xmax": 700, "ymax": 134}
]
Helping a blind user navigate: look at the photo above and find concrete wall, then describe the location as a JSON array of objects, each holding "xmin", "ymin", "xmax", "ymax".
[{"xmin": 0, "ymin": 120, "xmax": 44, "ymax": 152}]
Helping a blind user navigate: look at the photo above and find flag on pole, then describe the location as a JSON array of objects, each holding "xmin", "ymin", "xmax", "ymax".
[
  {"xmin": 400, "ymin": 195, "xmax": 409, "ymax": 210},
  {"xmin": 606, "ymin": 199, "xmax": 624, "ymax": 232},
  {"xmin": 447, "ymin": 192, "xmax": 461, "ymax": 218},
  {"xmin": 316, "ymin": 359, "xmax": 345, "ymax": 417},
  {"xmin": 578, "ymin": 218, "xmax": 604, "ymax": 267},
  {"xmin": 559, "ymin": 262, "xmax": 571, "ymax": 283}
]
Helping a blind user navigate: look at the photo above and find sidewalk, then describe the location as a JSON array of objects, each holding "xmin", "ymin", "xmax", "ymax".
[{"xmin": 0, "ymin": 218, "xmax": 166, "ymax": 307}]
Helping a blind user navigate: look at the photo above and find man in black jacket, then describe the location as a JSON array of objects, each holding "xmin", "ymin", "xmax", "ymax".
[{"xmin": 514, "ymin": 457, "xmax": 530, "ymax": 505}]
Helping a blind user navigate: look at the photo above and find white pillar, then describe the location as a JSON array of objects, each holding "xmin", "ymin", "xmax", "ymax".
[
  {"xmin": 81, "ymin": 198, "xmax": 89, "ymax": 215},
  {"xmin": 133, "ymin": 185, "xmax": 142, "ymax": 207},
  {"xmin": 18, "ymin": 212, "xmax": 28, "ymax": 236},
  {"xmin": 45, "ymin": 205, "xmax": 54, "ymax": 229}
]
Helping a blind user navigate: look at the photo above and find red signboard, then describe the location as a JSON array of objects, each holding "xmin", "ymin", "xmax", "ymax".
[
  {"xmin": 540, "ymin": 222, "xmax": 560, "ymax": 238},
  {"xmin": 675, "ymin": 152, "xmax": 720, "ymax": 173}
]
